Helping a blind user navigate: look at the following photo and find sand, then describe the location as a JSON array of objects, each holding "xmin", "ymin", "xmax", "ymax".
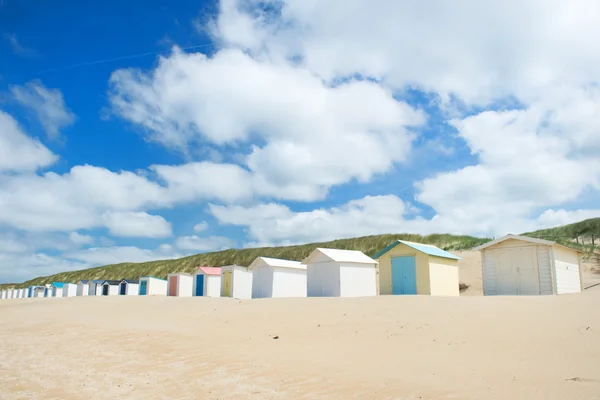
[{"xmin": 1, "ymin": 287, "xmax": 599, "ymax": 400}]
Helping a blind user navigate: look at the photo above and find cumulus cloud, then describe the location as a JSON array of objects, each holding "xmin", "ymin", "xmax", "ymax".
[
  {"xmin": 175, "ymin": 235, "xmax": 235, "ymax": 251},
  {"xmin": 210, "ymin": 195, "xmax": 600, "ymax": 246},
  {"xmin": 64, "ymin": 245, "xmax": 184, "ymax": 266},
  {"xmin": 211, "ymin": 0, "xmax": 600, "ymax": 105},
  {"xmin": 193, "ymin": 221, "xmax": 209, "ymax": 233},
  {"xmin": 0, "ymin": 252, "xmax": 88, "ymax": 284},
  {"xmin": 0, "ymin": 110, "xmax": 57, "ymax": 171},
  {"xmin": 109, "ymin": 48, "xmax": 424, "ymax": 201},
  {"xmin": 69, "ymin": 232, "xmax": 94, "ymax": 245},
  {"xmin": 102, "ymin": 211, "xmax": 172, "ymax": 238},
  {"xmin": 10, "ymin": 80, "xmax": 75, "ymax": 139}
]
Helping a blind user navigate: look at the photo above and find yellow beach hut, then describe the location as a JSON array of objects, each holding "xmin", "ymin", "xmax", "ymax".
[{"xmin": 373, "ymin": 240, "xmax": 461, "ymax": 296}]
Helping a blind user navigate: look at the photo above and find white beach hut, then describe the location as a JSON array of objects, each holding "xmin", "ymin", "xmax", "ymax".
[
  {"xmin": 138, "ymin": 276, "xmax": 167, "ymax": 296},
  {"xmin": 76, "ymin": 280, "xmax": 90, "ymax": 296},
  {"xmin": 51, "ymin": 282, "xmax": 65, "ymax": 297},
  {"xmin": 62, "ymin": 283, "xmax": 78, "ymax": 297},
  {"xmin": 249, "ymin": 257, "xmax": 307, "ymax": 299},
  {"xmin": 33, "ymin": 287, "xmax": 46, "ymax": 297},
  {"xmin": 0, "ymin": 290, "xmax": 5, "ymax": 299},
  {"xmin": 101, "ymin": 280, "xmax": 120, "ymax": 296},
  {"xmin": 220, "ymin": 265, "xmax": 253, "ymax": 299},
  {"xmin": 193, "ymin": 267, "xmax": 222, "ymax": 297},
  {"xmin": 303, "ymin": 248, "xmax": 378, "ymax": 297},
  {"xmin": 167, "ymin": 273, "xmax": 194, "ymax": 297},
  {"xmin": 474, "ymin": 234, "xmax": 585, "ymax": 296},
  {"xmin": 119, "ymin": 279, "xmax": 139, "ymax": 296},
  {"xmin": 88, "ymin": 280, "xmax": 104, "ymax": 296}
]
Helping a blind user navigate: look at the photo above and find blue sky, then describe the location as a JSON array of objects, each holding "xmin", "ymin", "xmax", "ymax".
[{"xmin": 1, "ymin": 0, "xmax": 600, "ymax": 283}]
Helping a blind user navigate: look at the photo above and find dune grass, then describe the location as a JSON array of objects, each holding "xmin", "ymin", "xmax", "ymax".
[
  {"xmin": 4, "ymin": 233, "xmax": 488, "ymax": 289},
  {"xmin": 4, "ymin": 217, "xmax": 600, "ymax": 290}
]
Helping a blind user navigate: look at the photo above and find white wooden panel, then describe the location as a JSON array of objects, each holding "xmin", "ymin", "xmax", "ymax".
[
  {"xmin": 536, "ymin": 246, "xmax": 554, "ymax": 295},
  {"xmin": 513, "ymin": 246, "xmax": 540, "ymax": 295},
  {"xmin": 483, "ymin": 251, "xmax": 498, "ymax": 295},
  {"xmin": 272, "ymin": 268, "xmax": 307, "ymax": 298},
  {"xmin": 340, "ymin": 263, "xmax": 377, "ymax": 297},
  {"xmin": 494, "ymin": 249, "xmax": 517, "ymax": 295},
  {"xmin": 307, "ymin": 261, "xmax": 340, "ymax": 297},
  {"xmin": 554, "ymin": 246, "xmax": 581, "ymax": 294}
]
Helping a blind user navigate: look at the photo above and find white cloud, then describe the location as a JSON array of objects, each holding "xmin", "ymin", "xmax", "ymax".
[
  {"xmin": 210, "ymin": 195, "xmax": 417, "ymax": 245},
  {"xmin": 414, "ymin": 99, "xmax": 600, "ymax": 236},
  {"xmin": 102, "ymin": 211, "xmax": 172, "ymax": 238},
  {"xmin": 210, "ymin": 195, "xmax": 600, "ymax": 246},
  {"xmin": 175, "ymin": 235, "xmax": 234, "ymax": 251},
  {"xmin": 537, "ymin": 209, "xmax": 600, "ymax": 228},
  {"xmin": 69, "ymin": 232, "xmax": 94, "ymax": 245},
  {"xmin": 193, "ymin": 221, "xmax": 209, "ymax": 233},
  {"xmin": 64, "ymin": 245, "xmax": 184, "ymax": 266},
  {"xmin": 0, "ymin": 110, "xmax": 57, "ymax": 172},
  {"xmin": 0, "ymin": 252, "xmax": 88, "ymax": 284},
  {"xmin": 109, "ymin": 47, "xmax": 424, "ymax": 201},
  {"xmin": 211, "ymin": 0, "xmax": 600, "ymax": 105},
  {"xmin": 10, "ymin": 80, "xmax": 75, "ymax": 139}
]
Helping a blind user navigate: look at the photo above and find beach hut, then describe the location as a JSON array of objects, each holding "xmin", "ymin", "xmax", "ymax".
[
  {"xmin": 473, "ymin": 234, "xmax": 584, "ymax": 296},
  {"xmin": 193, "ymin": 267, "xmax": 222, "ymax": 297},
  {"xmin": 249, "ymin": 257, "xmax": 307, "ymax": 299},
  {"xmin": 62, "ymin": 283, "xmax": 77, "ymax": 297},
  {"xmin": 119, "ymin": 279, "xmax": 139, "ymax": 296},
  {"xmin": 76, "ymin": 280, "xmax": 90, "ymax": 296},
  {"xmin": 101, "ymin": 280, "xmax": 121, "ymax": 296},
  {"xmin": 0, "ymin": 290, "xmax": 5, "ymax": 299},
  {"xmin": 138, "ymin": 276, "xmax": 167, "ymax": 296},
  {"xmin": 220, "ymin": 265, "xmax": 253, "ymax": 299},
  {"xmin": 167, "ymin": 273, "xmax": 194, "ymax": 297},
  {"xmin": 88, "ymin": 280, "xmax": 104, "ymax": 296},
  {"xmin": 303, "ymin": 248, "xmax": 378, "ymax": 297},
  {"xmin": 374, "ymin": 240, "xmax": 461, "ymax": 296},
  {"xmin": 51, "ymin": 282, "xmax": 64, "ymax": 297},
  {"xmin": 33, "ymin": 287, "xmax": 46, "ymax": 298}
]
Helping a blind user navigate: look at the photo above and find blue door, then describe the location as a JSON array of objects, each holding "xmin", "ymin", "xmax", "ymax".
[
  {"xmin": 195, "ymin": 275, "xmax": 204, "ymax": 296},
  {"xmin": 391, "ymin": 256, "xmax": 417, "ymax": 295},
  {"xmin": 119, "ymin": 283, "xmax": 126, "ymax": 295},
  {"xmin": 139, "ymin": 281, "xmax": 147, "ymax": 295}
]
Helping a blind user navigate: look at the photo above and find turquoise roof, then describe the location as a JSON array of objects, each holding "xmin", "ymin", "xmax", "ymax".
[
  {"xmin": 373, "ymin": 240, "xmax": 461, "ymax": 260},
  {"xmin": 51, "ymin": 282, "xmax": 65, "ymax": 288}
]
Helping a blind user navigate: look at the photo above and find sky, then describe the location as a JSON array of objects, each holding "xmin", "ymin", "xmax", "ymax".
[{"xmin": 1, "ymin": 0, "xmax": 600, "ymax": 283}]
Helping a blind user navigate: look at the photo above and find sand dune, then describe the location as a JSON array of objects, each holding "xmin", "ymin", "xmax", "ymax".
[{"xmin": 1, "ymin": 287, "xmax": 599, "ymax": 400}]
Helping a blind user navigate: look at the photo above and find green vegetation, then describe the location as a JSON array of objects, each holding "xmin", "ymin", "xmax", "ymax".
[
  {"xmin": 523, "ymin": 218, "xmax": 600, "ymax": 259},
  {"xmin": 523, "ymin": 218, "xmax": 600, "ymax": 241},
  {"xmin": 3, "ymin": 218, "xmax": 599, "ymax": 290},
  {"xmin": 3, "ymin": 233, "xmax": 488, "ymax": 289}
]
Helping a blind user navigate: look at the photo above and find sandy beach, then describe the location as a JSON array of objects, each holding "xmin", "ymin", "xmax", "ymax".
[{"xmin": 1, "ymin": 281, "xmax": 599, "ymax": 400}]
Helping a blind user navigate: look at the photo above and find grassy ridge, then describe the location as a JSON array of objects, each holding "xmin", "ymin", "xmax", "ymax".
[
  {"xmin": 523, "ymin": 218, "xmax": 600, "ymax": 241},
  {"xmin": 4, "ymin": 218, "xmax": 600, "ymax": 290},
  {"xmin": 4, "ymin": 233, "xmax": 488, "ymax": 289}
]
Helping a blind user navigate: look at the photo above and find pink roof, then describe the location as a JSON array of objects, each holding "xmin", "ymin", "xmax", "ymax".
[{"xmin": 197, "ymin": 267, "xmax": 221, "ymax": 275}]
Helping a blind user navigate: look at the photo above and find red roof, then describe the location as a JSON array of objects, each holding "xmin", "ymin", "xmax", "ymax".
[{"xmin": 197, "ymin": 267, "xmax": 221, "ymax": 275}]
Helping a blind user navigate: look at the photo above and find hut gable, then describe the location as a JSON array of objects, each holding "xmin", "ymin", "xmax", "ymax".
[
  {"xmin": 303, "ymin": 248, "xmax": 376, "ymax": 265},
  {"xmin": 249, "ymin": 257, "xmax": 306, "ymax": 270},
  {"xmin": 374, "ymin": 240, "xmax": 461, "ymax": 260}
]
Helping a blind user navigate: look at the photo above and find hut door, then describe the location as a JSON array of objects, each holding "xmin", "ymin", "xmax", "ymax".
[
  {"xmin": 102, "ymin": 285, "xmax": 109, "ymax": 296},
  {"xmin": 391, "ymin": 256, "xmax": 417, "ymax": 295},
  {"xmin": 120, "ymin": 283, "xmax": 127, "ymax": 295},
  {"xmin": 195, "ymin": 275, "xmax": 204, "ymax": 296},
  {"xmin": 222, "ymin": 271, "xmax": 232, "ymax": 297},
  {"xmin": 168, "ymin": 276, "xmax": 178, "ymax": 296},
  {"xmin": 140, "ymin": 281, "xmax": 147, "ymax": 295}
]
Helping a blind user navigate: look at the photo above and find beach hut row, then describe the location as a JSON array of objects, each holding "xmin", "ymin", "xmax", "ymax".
[{"xmin": 1, "ymin": 236, "xmax": 585, "ymax": 300}]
